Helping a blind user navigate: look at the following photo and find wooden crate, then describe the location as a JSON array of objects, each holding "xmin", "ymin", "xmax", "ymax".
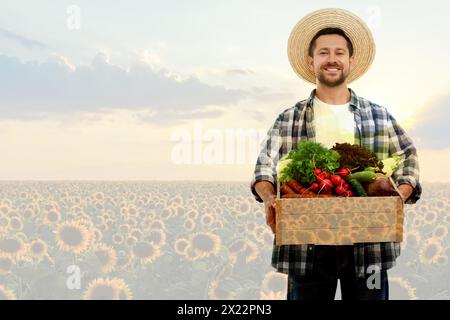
[{"xmin": 275, "ymin": 193, "xmax": 404, "ymax": 246}]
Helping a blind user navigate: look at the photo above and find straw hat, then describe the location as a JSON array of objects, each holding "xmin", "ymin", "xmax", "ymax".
[{"xmin": 287, "ymin": 8, "xmax": 375, "ymax": 84}]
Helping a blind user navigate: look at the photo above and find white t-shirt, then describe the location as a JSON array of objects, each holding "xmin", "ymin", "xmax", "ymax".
[{"xmin": 313, "ymin": 97, "xmax": 355, "ymax": 149}]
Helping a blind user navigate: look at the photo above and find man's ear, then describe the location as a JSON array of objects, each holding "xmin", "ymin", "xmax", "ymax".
[
  {"xmin": 308, "ymin": 56, "xmax": 314, "ymax": 72},
  {"xmin": 349, "ymin": 55, "xmax": 354, "ymax": 70}
]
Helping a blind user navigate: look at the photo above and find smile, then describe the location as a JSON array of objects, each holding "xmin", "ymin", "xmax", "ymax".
[{"xmin": 324, "ymin": 68, "xmax": 340, "ymax": 72}]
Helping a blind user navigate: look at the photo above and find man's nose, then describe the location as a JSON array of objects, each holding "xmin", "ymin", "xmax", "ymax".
[{"xmin": 327, "ymin": 54, "xmax": 337, "ymax": 63}]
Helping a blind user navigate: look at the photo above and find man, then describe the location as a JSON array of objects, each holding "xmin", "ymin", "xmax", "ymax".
[{"xmin": 251, "ymin": 8, "xmax": 421, "ymax": 300}]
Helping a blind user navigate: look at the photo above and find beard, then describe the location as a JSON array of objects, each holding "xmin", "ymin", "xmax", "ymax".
[{"xmin": 317, "ymin": 68, "xmax": 349, "ymax": 87}]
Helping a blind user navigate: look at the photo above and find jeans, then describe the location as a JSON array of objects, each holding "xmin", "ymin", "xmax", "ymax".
[{"xmin": 287, "ymin": 245, "xmax": 389, "ymax": 300}]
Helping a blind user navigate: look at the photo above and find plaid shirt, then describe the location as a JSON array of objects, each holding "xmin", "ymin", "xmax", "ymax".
[{"xmin": 250, "ymin": 88, "xmax": 422, "ymax": 278}]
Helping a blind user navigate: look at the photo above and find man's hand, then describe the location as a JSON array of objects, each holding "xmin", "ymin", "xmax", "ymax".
[
  {"xmin": 254, "ymin": 180, "xmax": 277, "ymax": 233},
  {"xmin": 397, "ymin": 183, "xmax": 413, "ymax": 202},
  {"xmin": 264, "ymin": 194, "xmax": 277, "ymax": 234}
]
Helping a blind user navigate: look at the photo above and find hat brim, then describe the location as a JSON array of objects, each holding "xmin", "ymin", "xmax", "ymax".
[{"xmin": 287, "ymin": 8, "xmax": 376, "ymax": 84}]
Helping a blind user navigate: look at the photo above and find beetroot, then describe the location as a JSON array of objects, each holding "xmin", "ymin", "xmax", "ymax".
[{"xmin": 364, "ymin": 173, "xmax": 394, "ymax": 196}]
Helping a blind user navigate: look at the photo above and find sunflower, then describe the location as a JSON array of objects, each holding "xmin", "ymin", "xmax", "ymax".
[
  {"xmin": 436, "ymin": 254, "xmax": 448, "ymax": 266},
  {"xmin": 189, "ymin": 232, "xmax": 221, "ymax": 258},
  {"xmin": 0, "ymin": 284, "xmax": 16, "ymax": 300},
  {"xmin": 200, "ymin": 213, "xmax": 215, "ymax": 227},
  {"xmin": 187, "ymin": 210, "xmax": 199, "ymax": 220},
  {"xmin": 174, "ymin": 238, "xmax": 190, "ymax": 255},
  {"xmin": 21, "ymin": 208, "xmax": 35, "ymax": 220},
  {"xmin": 228, "ymin": 238, "xmax": 247, "ymax": 255},
  {"xmin": 55, "ymin": 221, "xmax": 91, "ymax": 254},
  {"xmin": 44, "ymin": 209, "xmax": 61, "ymax": 225},
  {"xmin": 126, "ymin": 217, "xmax": 138, "ymax": 227},
  {"xmin": 419, "ymin": 239, "xmax": 443, "ymax": 264},
  {"xmin": 125, "ymin": 236, "xmax": 138, "ymax": 247},
  {"xmin": 252, "ymin": 226, "xmax": 266, "ymax": 240},
  {"xmin": 160, "ymin": 208, "xmax": 173, "ymax": 221},
  {"xmin": 0, "ymin": 254, "xmax": 13, "ymax": 275},
  {"xmin": 75, "ymin": 215, "xmax": 94, "ymax": 230},
  {"xmin": 128, "ymin": 206, "xmax": 139, "ymax": 218},
  {"xmin": 243, "ymin": 240, "xmax": 259, "ymax": 263},
  {"xmin": 260, "ymin": 290, "xmax": 285, "ymax": 300},
  {"xmin": 149, "ymin": 219, "xmax": 166, "ymax": 231},
  {"xmin": 144, "ymin": 229, "xmax": 166, "ymax": 247},
  {"xmin": 432, "ymin": 225, "xmax": 448, "ymax": 240},
  {"xmin": 261, "ymin": 271, "xmax": 288, "ymax": 293},
  {"xmin": 93, "ymin": 244, "xmax": 117, "ymax": 273},
  {"xmin": 0, "ymin": 237, "xmax": 28, "ymax": 261},
  {"xmin": 245, "ymin": 221, "xmax": 257, "ymax": 234},
  {"xmin": 112, "ymin": 233, "xmax": 124, "ymax": 245},
  {"xmin": 0, "ymin": 205, "xmax": 9, "ymax": 215},
  {"xmin": 424, "ymin": 210, "xmax": 438, "ymax": 225},
  {"xmin": 91, "ymin": 227, "xmax": 103, "ymax": 243},
  {"xmin": 0, "ymin": 215, "xmax": 9, "ymax": 231},
  {"xmin": 83, "ymin": 278, "xmax": 133, "ymax": 300},
  {"xmin": 207, "ymin": 278, "xmax": 237, "ymax": 300},
  {"xmin": 129, "ymin": 228, "xmax": 143, "ymax": 240},
  {"xmin": 132, "ymin": 241, "xmax": 161, "ymax": 265},
  {"xmin": 28, "ymin": 239, "xmax": 48, "ymax": 262},
  {"xmin": 170, "ymin": 195, "xmax": 183, "ymax": 207},
  {"xmin": 183, "ymin": 245, "xmax": 200, "ymax": 261},
  {"xmin": 94, "ymin": 192, "xmax": 104, "ymax": 201},
  {"xmin": 412, "ymin": 215, "xmax": 424, "ymax": 229},
  {"xmin": 128, "ymin": 192, "xmax": 137, "ymax": 202},
  {"xmin": 214, "ymin": 220, "xmax": 224, "ymax": 230},
  {"xmin": 9, "ymin": 217, "xmax": 23, "ymax": 232},
  {"xmin": 389, "ymin": 277, "xmax": 417, "ymax": 300},
  {"xmin": 403, "ymin": 230, "xmax": 421, "ymax": 250},
  {"xmin": 183, "ymin": 219, "xmax": 196, "ymax": 232},
  {"xmin": 238, "ymin": 200, "xmax": 251, "ymax": 216},
  {"xmin": 444, "ymin": 214, "xmax": 450, "ymax": 225},
  {"xmin": 119, "ymin": 224, "xmax": 130, "ymax": 234}
]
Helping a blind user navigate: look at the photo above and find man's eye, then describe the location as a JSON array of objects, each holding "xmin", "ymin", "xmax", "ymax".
[{"xmin": 319, "ymin": 52, "xmax": 327, "ymax": 55}]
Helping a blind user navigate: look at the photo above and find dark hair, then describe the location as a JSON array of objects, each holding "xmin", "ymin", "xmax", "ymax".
[{"xmin": 308, "ymin": 27, "xmax": 353, "ymax": 57}]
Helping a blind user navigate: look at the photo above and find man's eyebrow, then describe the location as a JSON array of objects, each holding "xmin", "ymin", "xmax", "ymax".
[{"xmin": 317, "ymin": 47, "xmax": 347, "ymax": 51}]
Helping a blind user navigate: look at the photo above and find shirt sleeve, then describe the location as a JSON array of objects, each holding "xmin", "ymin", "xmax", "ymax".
[
  {"xmin": 386, "ymin": 111, "xmax": 422, "ymax": 204},
  {"xmin": 250, "ymin": 113, "xmax": 284, "ymax": 203}
]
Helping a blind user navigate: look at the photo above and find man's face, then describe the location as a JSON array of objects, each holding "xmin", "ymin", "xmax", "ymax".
[{"xmin": 308, "ymin": 34, "xmax": 354, "ymax": 87}]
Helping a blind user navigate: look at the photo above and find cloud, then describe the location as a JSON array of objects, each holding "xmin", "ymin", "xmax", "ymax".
[
  {"xmin": 225, "ymin": 68, "xmax": 256, "ymax": 76},
  {"xmin": 0, "ymin": 53, "xmax": 248, "ymax": 122},
  {"xmin": 0, "ymin": 28, "xmax": 47, "ymax": 49},
  {"xmin": 408, "ymin": 94, "xmax": 450, "ymax": 149}
]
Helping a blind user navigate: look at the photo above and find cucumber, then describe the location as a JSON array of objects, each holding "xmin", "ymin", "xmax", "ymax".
[
  {"xmin": 346, "ymin": 176, "xmax": 368, "ymax": 196},
  {"xmin": 350, "ymin": 171, "xmax": 376, "ymax": 182}
]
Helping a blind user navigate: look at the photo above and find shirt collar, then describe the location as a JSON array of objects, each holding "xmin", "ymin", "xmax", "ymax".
[{"xmin": 306, "ymin": 88, "xmax": 360, "ymax": 110}]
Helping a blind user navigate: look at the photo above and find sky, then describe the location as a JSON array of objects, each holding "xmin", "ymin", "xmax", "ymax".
[{"xmin": 0, "ymin": 0, "xmax": 449, "ymax": 182}]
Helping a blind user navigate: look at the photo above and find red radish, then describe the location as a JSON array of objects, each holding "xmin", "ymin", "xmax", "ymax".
[
  {"xmin": 331, "ymin": 175, "xmax": 342, "ymax": 186},
  {"xmin": 344, "ymin": 190, "xmax": 353, "ymax": 197},
  {"xmin": 313, "ymin": 168, "xmax": 322, "ymax": 175},
  {"xmin": 316, "ymin": 173, "xmax": 326, "ymax": 183},
  {"xmin": 338, "ymin": 168, "xmax": 349, "ymax": 178},
  {"xmin": 310, "ymin": 182, "xmax": 319, "ymax": 192},
  {"xmin": 322, "ymin": 171, "xmax": 331, "ymax": 179},
  {"xmin": 335, "ymin": 185, "xmax": 346, "ymax": 196},
  {"xmin": 343, "ymin": 183, "xmax": 350, "ymax": 189},
  {"xmin": 319, "ymin": 179, "xmax": 333, "ymax": 192}
]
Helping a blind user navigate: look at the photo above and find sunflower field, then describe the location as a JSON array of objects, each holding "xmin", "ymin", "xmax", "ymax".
[{"xmin": 0, "ymin": 181, "xmax": 449, "ymax": 300}]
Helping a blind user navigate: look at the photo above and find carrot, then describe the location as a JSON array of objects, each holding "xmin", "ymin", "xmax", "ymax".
[
  {"xmin": 280, "ymin": 183, "xmax": 297, "ymax": 195},
  {"xmin": 286, "ymin": 179, "xmax": 316, "ymax": 196},
  {"xmin": 282, "ymin": 194, "xmax": 314, "ymax": 198},
  {"xmin": 281, "ymin": 193, "xmax": 335, "ymax": 198}
]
